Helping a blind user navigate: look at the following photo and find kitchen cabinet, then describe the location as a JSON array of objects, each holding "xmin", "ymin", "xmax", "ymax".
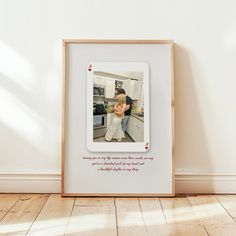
[
  {"xmin": 126, "ymin": 115, "xmax": 144, "ymax": 142},
  {"xmin": 126, "ymin": 80, "xmax": 140, "ymax": 100},
  {"xmin": 104, "ymin": 77, "xmax": 140, "ymax": 100},
  {"xmin": 122, "ymin": 79, "xmax": 130, "ymax": 96},
  {"xmin": 141, "ymin": 82, "xmax": 144, "ymax": 103},
  {"xmin": 105, "ymin": 78, "xmax": 115, "ymax": 98},
  {"xmin": 94, "ymin": 76, "xmax": 105, "ymax": 86},
  {"xmin": 133, "ymin": 80, "xmax": 141, "ymax": 100},
  {"xmin": 115, "ymin": 80, "xmax": 127, "ymax": 97},
  {"xmin": 136, "ymin": 82, "xmax": 144, "ymax": 109}
]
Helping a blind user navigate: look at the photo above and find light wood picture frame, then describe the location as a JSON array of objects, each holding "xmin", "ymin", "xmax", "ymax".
[{"xmin": 62, "ymin": 40, "xmax": 175, "ymax": 196}]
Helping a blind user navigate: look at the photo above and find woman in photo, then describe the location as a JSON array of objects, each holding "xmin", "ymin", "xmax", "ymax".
[{"xmin": 105, "ymin": 94, "xmax": 126, "ymax": 142}]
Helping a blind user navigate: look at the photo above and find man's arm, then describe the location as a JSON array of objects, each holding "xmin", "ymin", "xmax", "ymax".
[
  {"xmin": 112, "ymin": 104, "xmax": 118, "ymax": 112},
  {"xmin": 125, "ymin": 96, "xmax": 132, "ymax": 111},
  {"xmin": 125, "ymin": 104, "xmax": 130, "ymax": 111},
  {"xmin": 115, "ymin": 104, "xmax": 126, "ymax": 115}
]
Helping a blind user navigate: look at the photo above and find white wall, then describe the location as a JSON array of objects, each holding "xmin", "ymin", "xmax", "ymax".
[{"xmin": 0, "ymin": 0, "xmax": 236, "ymax": 193}]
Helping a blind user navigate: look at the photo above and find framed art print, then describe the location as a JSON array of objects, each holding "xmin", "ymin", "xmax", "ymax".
[{"xmin": 62, "ymin": 40, "xmax": 175, "ymax": 196}]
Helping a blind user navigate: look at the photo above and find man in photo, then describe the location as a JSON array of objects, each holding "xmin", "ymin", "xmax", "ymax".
[{"xmin": 116, "ymin": 88, "xmax": 133, "ymax": 133}]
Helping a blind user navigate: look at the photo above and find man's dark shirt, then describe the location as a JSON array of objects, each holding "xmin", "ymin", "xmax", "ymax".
[{"xmin": 125, "ymin": 96, "xmax": 132, "ymax": 116}]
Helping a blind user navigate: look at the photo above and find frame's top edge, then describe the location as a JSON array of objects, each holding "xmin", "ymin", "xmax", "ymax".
[{"xmin": 62, "ymin": 39, "xmax": 174, "ymax": 44}]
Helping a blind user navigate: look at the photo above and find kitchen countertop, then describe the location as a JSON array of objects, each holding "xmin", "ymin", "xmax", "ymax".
[
  {"xmin": 106, "ymin": 110, "xmax": 144, "ymax": 122},
  {"xmin": 106, "ymin": 110, "xmax": 114, "ymax": 114},
  {"xmin": 131, "ymin": 113, "xmax": 144, "ymax": 122}
]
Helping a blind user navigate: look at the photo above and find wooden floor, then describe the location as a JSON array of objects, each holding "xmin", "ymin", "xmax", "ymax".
[{"xmin": 1, "ymin": 194, "xmax": 236, "ymax": 235}]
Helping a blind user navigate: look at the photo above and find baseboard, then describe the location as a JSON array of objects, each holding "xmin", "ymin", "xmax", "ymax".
[
  {"xmin": 0, "ymin": 172, "xmax": 61, "ymax": 193},
  {"xmin": 1, "ymin": 172, "xmax": 236, "ymax": 194},
  {"xmin": 175, "ymin": 172, "xmax": 236, "ymax": 194}
]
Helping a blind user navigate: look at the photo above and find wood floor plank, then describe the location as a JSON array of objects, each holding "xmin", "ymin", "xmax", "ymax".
[
  {"xmin": 216, "ymin": 195, "xmax": 236, "ymax": 218},
  {"xmin": 1, "ymin": 194, "xmax": 236, "ymax": 236},
  {"xmin": 115, "ymin": 198, "xmax": 147, "ymax": 236},
  {"xmin": 160, "ymin": 196, "xmax": 198, "ymax": 224},
  {"xmin": 75, "ymin": 197, "xmax": 114, "ymax": 207},
  {"xmin": 139, "ymin": 197, "xmax": 168, "ymax": 236},
  {"xmin": 188, "ymin": 195, "xmax": 236, "ymax": 235},
  {"xmin": 0, "ymin": 194, "xmax": 49, "ymax": 236},
  {"xmin": 160, "ymin": 196, "xmax": 208, "ymax": 235},
  {"xmin": 139, "ymin": 198, "xmax": 166, "ymax": 226},
  {"xmin": 27, "ymin": 194, "xmax": 75, "ymax": 236},
  {"xmin": 0, "ymin": 194, "xmax": 21, "ymax": 220},
  {"xmin": 65, "ymin": 205, "xmax": 116, "ymax": 236}
]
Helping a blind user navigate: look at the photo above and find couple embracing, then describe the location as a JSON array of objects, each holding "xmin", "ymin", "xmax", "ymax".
[{"xmin": 105, "ymin": 89, "xmax": 132, "ymax": 142}]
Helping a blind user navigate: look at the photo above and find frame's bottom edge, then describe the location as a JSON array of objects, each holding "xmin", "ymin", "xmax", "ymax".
[{"xmin": 61, "ymin": 192, "xmax": 175, "ymax": 197}]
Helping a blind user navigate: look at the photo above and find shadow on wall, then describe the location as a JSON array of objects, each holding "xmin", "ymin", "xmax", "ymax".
[
  {"xmin": 0, "ymin": 41, "xmax": 59, "ymax": 170},
  {"xmin": 174, "ymin": 44, "xmax": 213, "ymax": 192}
]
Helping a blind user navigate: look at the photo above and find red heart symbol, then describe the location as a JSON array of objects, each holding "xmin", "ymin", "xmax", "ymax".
[{"xmin": 88, "ymin": 64, "xmax": 92, "ymax": 71}]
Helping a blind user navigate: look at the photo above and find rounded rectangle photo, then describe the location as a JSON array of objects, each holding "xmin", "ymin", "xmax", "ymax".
[{"xmin": 87, "ymin": 62, "xmax": 150, "ymax": 152}]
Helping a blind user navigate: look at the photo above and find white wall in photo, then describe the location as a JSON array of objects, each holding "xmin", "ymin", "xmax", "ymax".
[{"xmin": 0, "ymin": 0, "xmax": 236, "ymax": 193}]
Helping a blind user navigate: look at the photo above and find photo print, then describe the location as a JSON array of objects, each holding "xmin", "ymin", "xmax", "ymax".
[{"xmin": 87, "ymin": 62, "xmax": 150, "ymax": 152}]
